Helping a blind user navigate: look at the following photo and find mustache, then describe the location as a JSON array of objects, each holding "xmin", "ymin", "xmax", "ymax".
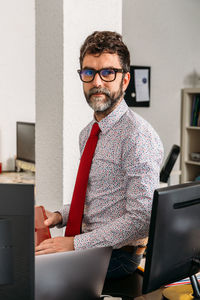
[{"xmin": 88, "ymin": 87, "xmax": 111, "ymax": 98}]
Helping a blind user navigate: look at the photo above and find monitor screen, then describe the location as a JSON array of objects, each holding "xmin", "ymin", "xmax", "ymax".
[
  {"xmin": 0, "ymin": 184, "xmax": 34, "ymax": 300},
  {"xmin": 143, "ymin": 182, "xmax": 200, "ymax": 294},
  {"xmin": 17, "ymin": 122, "xmax": 35, "ymax": 163}
]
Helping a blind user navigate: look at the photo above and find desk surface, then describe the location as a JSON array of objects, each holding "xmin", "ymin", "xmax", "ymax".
[
  {"xmin": 134, "ymin": 288, "xmax": 164, "ymax": 300},
  {"xmin": 0, "ymin": 171, "xmax": 35, "ymax": 184}
]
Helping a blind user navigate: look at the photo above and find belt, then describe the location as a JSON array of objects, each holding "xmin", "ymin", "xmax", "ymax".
[{"xmin": 120, "ymin": 245, "xmax": 146, "ymax": 255}]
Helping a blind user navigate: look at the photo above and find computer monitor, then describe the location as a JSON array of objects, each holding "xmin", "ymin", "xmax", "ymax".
[
  {"xmin": 16, "ymin": 122, "xmax": 35, "ymax": 163},
  {"xmin": 0, "ymin": 183, "xmax": 34, "ymax": 300},
  {"xmin": 143, "ymin": 182, "xmax": 200, "ymax": 296}
]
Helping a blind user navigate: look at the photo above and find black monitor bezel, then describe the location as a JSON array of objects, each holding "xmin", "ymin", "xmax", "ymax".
[{"xmin": 143, "ymin": 182, "xmax": 200, "ymax": 294}]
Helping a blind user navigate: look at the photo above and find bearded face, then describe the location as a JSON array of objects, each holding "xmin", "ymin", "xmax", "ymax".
[{"xmin": 84, "ymin": 80, "xmax": 124, "ymax": 112}]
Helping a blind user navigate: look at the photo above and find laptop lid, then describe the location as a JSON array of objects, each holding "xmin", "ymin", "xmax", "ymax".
[{"xmin": 35, "ymin": 247, "xmax": 112, "ymax": 300}]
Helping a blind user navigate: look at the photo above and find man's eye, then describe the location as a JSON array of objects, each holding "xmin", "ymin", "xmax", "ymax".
[
  {"xmin": 83, "ymin": 70, "xmax": 94, "ymax": 76},
  {"xmin": 101, "ymin": 69, "xmax": 114, "ymax": 76}
]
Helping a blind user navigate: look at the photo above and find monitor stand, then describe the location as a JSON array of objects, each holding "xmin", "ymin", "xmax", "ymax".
[
  {"xmin": 190, "ymin": 274, "xmax": 200, "ymax": 299},
  {"xmin": 162, "ymin": 276, "xmax": 200, "ymax": 300},
  {"xmin": 190, "ymin": 258, "xmax": 200, "ymax": 299}
]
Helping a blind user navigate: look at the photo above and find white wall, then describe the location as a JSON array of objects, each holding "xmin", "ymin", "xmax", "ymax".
[
  {"xmin": 123, "ymin": 0, "xmax": 200, "ymax": 183},
  {"xmin": 63, "ymin": 0, "xmax": 122, "ymax": 204},
  {"xmin": 0, "ymin": 0, "xmax": 35, "ymax": 170}
]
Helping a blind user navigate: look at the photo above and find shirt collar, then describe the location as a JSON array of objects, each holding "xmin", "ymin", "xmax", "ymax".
[{"xmin": 93, "ymin": 99, "xmax": 128, "ymax": 134}]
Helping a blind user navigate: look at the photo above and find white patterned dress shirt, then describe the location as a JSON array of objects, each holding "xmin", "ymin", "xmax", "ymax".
[{"xmin": 59, "ymin": 99, "xmax": 164, "ymax": 250}]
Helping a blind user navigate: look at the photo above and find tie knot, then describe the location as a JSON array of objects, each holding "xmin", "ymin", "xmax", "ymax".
[{"xmin": 90, "ymin": 123, "xmax": 100, "ymax": 137}]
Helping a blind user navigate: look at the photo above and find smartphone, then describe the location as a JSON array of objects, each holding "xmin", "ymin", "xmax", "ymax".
[{"xmin": 35, "ymin": 206, "xmax": 51, "ymax": 246}]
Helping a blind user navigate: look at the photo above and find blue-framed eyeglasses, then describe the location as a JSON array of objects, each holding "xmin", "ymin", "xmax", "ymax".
[{"xmin": 77, "ymin": 68, "xmax": 124, "ymax": 83}]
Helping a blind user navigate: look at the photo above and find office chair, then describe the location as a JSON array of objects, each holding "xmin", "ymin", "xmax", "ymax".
[{"xmin": 160, "ymin": 144, "xmax": 180, "ymax": 183}]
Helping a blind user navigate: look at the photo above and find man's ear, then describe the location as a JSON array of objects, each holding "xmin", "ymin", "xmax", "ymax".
[{"xmin": 122, "ymin": 72, "xmax": 130, "ymax": 92}]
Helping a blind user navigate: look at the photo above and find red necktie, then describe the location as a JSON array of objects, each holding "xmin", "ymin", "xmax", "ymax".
[{"xmin": 65, "ymin": 123, "xmax": 101, "ymax": 236}]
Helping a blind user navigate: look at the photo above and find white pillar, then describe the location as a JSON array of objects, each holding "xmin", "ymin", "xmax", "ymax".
[{"xmin": 35, "ymin": 0, "xmax": 63, "ymax": 213}]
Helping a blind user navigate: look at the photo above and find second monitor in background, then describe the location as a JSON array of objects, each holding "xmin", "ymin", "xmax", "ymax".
[{"xmin": 16, "ymin": 122, "xmax": 35, "ymax": 172}]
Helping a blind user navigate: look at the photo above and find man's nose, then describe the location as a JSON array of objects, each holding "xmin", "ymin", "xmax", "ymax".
[{"xmin": 92, "ymin": 72, "xmax": 103, "ymax": 86}]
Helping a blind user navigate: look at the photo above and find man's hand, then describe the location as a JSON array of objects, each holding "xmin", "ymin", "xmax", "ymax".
[
  {"xmin": 44, "ymin": 210, "xmax": 62, "ymax": 228},
  {"xmin": 35, "ymin": 236, "xmax": 75, "ymax": 255}
]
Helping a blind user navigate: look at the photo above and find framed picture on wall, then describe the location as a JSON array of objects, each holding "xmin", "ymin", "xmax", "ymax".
[{"xmin": 124, "ymin": 65, "xmax": 151, "ymax": 107}]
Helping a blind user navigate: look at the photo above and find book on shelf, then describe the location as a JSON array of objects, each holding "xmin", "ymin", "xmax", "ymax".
[
  {"xmin": 198, "ymin": 109, "xmax": 200, "ymax": 126},
  {"xmin": 191, "ymin": 94, "xmax": 200, "ymax": 126}
]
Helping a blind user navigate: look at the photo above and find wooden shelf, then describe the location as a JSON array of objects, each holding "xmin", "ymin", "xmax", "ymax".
[
  {"xmin": 186, "ymin": 126, "xmax": 200, "ymax": 130},
  {"xmin": 186, "ymin": 160, "xmax": 200, "ymax": 166},
  {"xmin": 181, "ymin": 88, "xmax": 200, "ymax": 183}
]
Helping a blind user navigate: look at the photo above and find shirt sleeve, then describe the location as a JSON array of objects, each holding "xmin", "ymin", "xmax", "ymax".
[
  {"xmin": 74, "ymin": 128, "xmax": 164, "ymax": 250},
  {"xmin": 56, "ymin": 204, "xmax": 70, "ymax": 228}
]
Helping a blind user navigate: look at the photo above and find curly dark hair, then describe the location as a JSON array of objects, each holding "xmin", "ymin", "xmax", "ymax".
[{"xmin": 79, "ymin": 31, "xmax": 130, "ymax": 72}]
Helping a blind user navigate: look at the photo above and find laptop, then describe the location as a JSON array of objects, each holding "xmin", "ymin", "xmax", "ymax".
[{"xmin": 35, "ymin": 247, "xmax": 112, "ymax": 300}]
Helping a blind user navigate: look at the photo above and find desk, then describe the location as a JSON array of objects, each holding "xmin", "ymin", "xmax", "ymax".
[
  {"xmin": 0, "ymin": 171, "xmax": 35, "ymax": 184},
  {"xmin": 134, "ymin": 289, "xmax": 164, "ymax": 300}
]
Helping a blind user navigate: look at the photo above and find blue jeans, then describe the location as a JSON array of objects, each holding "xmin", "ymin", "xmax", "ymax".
[{"xmin": 106, "ymin": 247, "xmax": 142, "ymax": 279}]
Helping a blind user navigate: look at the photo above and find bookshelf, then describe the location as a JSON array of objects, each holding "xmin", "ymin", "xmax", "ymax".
[{"xmin": 181, "ymin": 88, "xmax": 200, "ymax": 183}]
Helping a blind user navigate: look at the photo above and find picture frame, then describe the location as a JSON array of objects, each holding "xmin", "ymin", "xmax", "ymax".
[{"xmin": 124, "ymin": 65, "xmax": 151, "ymax": 107}]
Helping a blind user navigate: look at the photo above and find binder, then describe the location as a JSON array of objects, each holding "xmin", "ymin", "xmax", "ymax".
[{"xmin": 191, "ymin": 95, "xmax": 200, "ymax": 126}]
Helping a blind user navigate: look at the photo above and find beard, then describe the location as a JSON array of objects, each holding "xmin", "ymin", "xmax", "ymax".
[{"xmin": 84, "ymin": 80, "xmax": 124, "ymax": 112}]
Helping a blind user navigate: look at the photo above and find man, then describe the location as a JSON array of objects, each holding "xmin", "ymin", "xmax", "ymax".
[{"xmin": 35, "ymin": 31, "xmax": 163, "ymax": 279}]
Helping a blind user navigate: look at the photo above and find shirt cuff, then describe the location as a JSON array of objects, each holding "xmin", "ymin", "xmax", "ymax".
[
  {"xmin": 56, "ymin": 204, "xmax": 70, "ymax": 228},
  {"xmin": 74, "ymin": 234, "xmax": 89, "ymax": 250}
]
